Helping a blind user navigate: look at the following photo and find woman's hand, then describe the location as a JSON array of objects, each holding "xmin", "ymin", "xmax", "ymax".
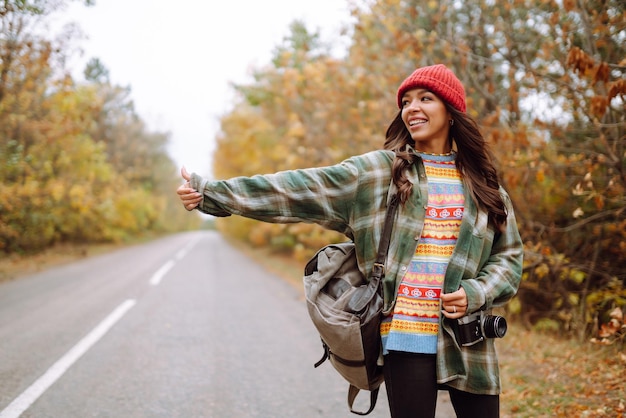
[
  {"xmin": 177, "ymin": 167, "xmax": 203, "ymax": 211},
  {"xmin": 441, "ymin": 287, "xmax": 468, "ymax": 319}
]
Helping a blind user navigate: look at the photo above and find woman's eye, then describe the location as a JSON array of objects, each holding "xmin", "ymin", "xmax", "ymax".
[{"xmin": 421, "ymin": 96, "xmax": 432, "ymax": 101}]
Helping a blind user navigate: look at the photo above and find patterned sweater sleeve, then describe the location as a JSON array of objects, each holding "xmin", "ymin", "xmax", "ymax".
[{"xmin": 188, "ymin": 156, "xmax": 367, "ymax": 236}]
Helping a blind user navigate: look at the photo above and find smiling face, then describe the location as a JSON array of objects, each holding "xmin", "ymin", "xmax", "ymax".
[{"xmin": 400, "ymin": 88, "xmax": 453, "ymax": 154}]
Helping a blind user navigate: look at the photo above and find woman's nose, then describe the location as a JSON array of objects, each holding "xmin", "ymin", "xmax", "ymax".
[{"xmin": 406, "ymin": 98, "xmax": 420, "ymax": 111}]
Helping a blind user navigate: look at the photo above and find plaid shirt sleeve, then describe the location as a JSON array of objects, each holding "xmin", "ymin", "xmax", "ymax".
[{"xmin": 189, "ymin": 150, "xmax": 394, "ymax": 238}]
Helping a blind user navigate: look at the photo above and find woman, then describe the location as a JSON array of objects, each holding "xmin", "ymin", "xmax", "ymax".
[{"xmin": 177, "ymin": 64, "xmax": 523, "ymax": 418}]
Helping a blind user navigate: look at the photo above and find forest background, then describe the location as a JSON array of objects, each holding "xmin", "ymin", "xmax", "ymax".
[
  {"xmin": 212, "ymin": 0, "xmax": 625, "ymax": 345},
  {"xmin": 0, "ymin": 0, "xmax": 624, "ymax": 414}
]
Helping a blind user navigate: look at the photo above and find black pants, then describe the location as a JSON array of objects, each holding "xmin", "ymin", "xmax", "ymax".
[{"xmin": 383, "ymin": 351, "xmax": 499, "ymax": 418}]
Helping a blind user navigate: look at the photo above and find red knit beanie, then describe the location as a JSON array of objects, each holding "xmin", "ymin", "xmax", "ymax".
[{"xmin": 396, "ymin": 64, "xmax": 466, "ymax": 113}]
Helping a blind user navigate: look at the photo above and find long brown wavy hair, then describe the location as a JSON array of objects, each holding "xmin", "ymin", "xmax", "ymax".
[{"xmin": 383, "ymin": 105, "xmax": 508, "ymax": 230}]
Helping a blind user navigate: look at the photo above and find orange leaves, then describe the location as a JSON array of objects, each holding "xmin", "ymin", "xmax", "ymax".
[
  {"xmin": 593, "ymin": 194, "xmax": 605, "ymax": 211},
  {"xmin": 591, "ymin": 307, "xmax": 625, "ymax": 346},
  {"xmin": 566, "ymin": 47, "xmax": 597, "ymax": 78},
  {"xmin": 608, "ymin": 78, "xmax": 626, "ymax": 101},
  {"xmin": 566, "ymin": 46, "xmax": 613, "ymax": 89},
  {"xmin": 566, "ymin": 47, "xmax": 621, "ymax": 119},
  {"xmin": 594, "ymin": 61, "xmax": 610, "ymax": 84},
  {"xmin": 562, "ymin": 0, "xmax": 576, "ymax": 11},
  {"xmin": 597, "ymin": 307, "xmax": 623, "ymax": 339},
  {"xmin": 549, "ymin": 11, "xmax": 560, "ymax": 26},
  {"xmin": 535, "ymin": 168, "xmax": 545, "ymax": 183},
  {"xmin": 590, "ymin": 95, "xmax": 610, "ymax": 119}
]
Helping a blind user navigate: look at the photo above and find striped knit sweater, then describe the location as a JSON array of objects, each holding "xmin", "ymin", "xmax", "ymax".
[{"xmin": 381, "ymin": 152, "xmax": 464, "ymax": 354}]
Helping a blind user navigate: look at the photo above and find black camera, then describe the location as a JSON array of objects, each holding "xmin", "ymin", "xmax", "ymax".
[{"xmin": 453, "ymin": 311, "xmax": 507, "ymax": 347}]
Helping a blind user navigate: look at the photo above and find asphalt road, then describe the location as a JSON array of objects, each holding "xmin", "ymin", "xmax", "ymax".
[{"xmin": 0, "ymin": 231, "xmax": 455, "ymax": 417}]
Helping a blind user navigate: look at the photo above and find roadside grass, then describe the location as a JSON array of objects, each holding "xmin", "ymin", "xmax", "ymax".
[
  {"xmin": 499, "ymin": 325, "xmax": 624, "ymax": 417},
  {"xmin": 0, "ymin": 242, "xmax": 117, "ymax": 283},
  {"xmin": 3, "ymin": 237, "xmax": 624, "ymax": 417},
  {"xmin": 0, "ymin": 233, "xmax": 165, "ymax": 283}
]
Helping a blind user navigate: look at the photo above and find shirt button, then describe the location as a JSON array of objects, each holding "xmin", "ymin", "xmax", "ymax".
[{"xmin": 401, "ymin": 266, "xmax": 407, "ymax": 271}]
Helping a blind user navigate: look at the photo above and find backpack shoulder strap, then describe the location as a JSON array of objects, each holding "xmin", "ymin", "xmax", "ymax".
[
  {"xmin": 347, "ymin": 384, "xmax": 380, "ymax": 416},
  {"xmin": 370, "ymin": 193, "xmax": 400, "ymax": 281}
]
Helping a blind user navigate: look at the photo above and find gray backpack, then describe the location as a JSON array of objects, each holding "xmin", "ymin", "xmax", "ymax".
[{"xmin": 303, "ymin": 195, "xmax": 399, "ymax": 415}]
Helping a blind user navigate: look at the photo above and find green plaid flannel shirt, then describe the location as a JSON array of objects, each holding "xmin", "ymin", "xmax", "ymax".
[{"xmin": 190, "ymin": 149, "xmax": 523, "ymax": 394}]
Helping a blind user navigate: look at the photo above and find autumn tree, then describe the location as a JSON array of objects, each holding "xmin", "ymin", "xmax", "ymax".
[
  {"xmin": 0, "ymin": 0, "xmax": 200, "ymax": 254},
  {"xmin": 457, "ymin": 0, "xmax": 626, "ymax": 337},
  {"xmin": 213, "ymin": 21, "xmax": 356, "ymax": 258},
  {"xmin": 346, "ymin": 0, "xmax": 625, "ymax": 338}
]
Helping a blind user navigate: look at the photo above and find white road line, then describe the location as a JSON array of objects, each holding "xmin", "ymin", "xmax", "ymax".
[
  {"xmin": 175, "ymin": 236, "xmax": 201, "ymax": 260},
  {"xmin": 149, "ymin": 260, "xmax": 175, "ymax": 286},
  {"xmin": 0, "ymin": 299, "xmax": 137, "ymax": 418},
  {"xmin": 155, "ymin": 236, "xmax": 200, "ymax": 284},
  {"xmin": 174, "ymin": 248, "xmax": 188, "ymax": 260}
]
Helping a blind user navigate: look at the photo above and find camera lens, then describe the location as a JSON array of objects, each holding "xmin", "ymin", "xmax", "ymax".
[{"xmin": 483, "ymin": 315, "xmax": 507, "ymax": 338}]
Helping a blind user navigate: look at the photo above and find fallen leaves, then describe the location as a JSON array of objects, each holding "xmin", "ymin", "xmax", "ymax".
[
  {"xmin": 591, "ymin": 307, "xmax": 625, "ymax": 346},
  {"xmin": 500, "ymin": 323, "xmax": 625, "ymax": 418}
]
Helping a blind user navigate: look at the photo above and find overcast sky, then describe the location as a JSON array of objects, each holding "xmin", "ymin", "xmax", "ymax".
[{"xmin": 56, "ymin": 1, "xmax": 352, "ymax": 178}]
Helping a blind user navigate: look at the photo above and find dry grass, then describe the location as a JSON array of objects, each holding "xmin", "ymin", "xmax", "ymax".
[
  {"xmin": 0, "ymin": 243, "xmax": 109, "ymax": 283},
  {"xmin": 499, "ymin": 326, "xmax": 625, "ymax": 418},
  {"xmin": 0, "ymin": 236, "xmax": 157, "ymax": 283}
]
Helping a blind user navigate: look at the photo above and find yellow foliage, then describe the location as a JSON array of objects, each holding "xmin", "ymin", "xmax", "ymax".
[
  {"xmin": 534, "ymin": 263, "xmax": 550, "ymax": 279},
  {"xmin": 248, "ymin": 222, "xmax": 277, "ymax": 247},
  {"xmin": 0, "ymin": 57, "xmax": 185, "ymax": 251},
  {"xmin": 535, "ymin": 168, "xmax": 545, "ymax": 183}
]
